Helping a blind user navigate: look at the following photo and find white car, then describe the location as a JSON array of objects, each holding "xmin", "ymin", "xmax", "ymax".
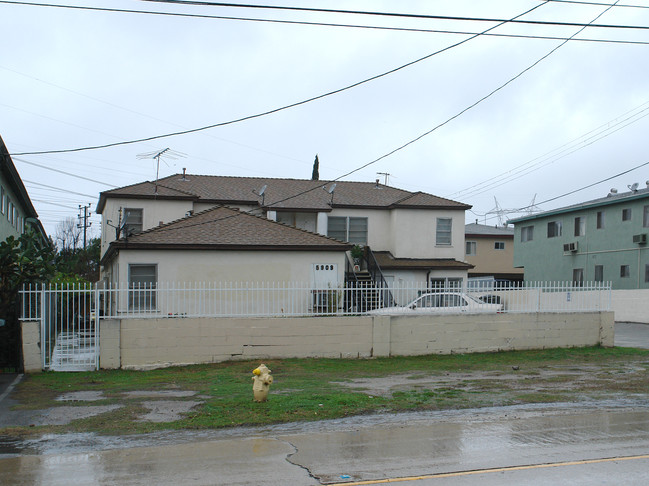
[{"xmin": 368, "ymin": 292, "xmax": 503, "ymax": 315}]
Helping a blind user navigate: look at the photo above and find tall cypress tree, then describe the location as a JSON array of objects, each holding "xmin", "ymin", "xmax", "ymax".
[{"xmin": 311, "ymin": 154, "xmax": 319, "ymax": 180}]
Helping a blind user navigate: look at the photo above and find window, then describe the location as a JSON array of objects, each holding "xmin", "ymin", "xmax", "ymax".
[
  {"xmin": 596, "ymin": 211, "xmax": 604, "ymax": 229},
  {"xmin": 644, "ymin": 205, "xmax": 649, "ymax": 228},
  {"xmin": 574, "ymin": 217, "xmax": 585, "ymax": 237},
  {"xmin": 436, "ymin": 218, "xmax": 452, "ymax": 246},
  {"xmin": 494, "ymin": 241, "xmax": 505, "ymax": 250},
  {"xmin": 620, "ymin": 265, "xmax": 630, "ymax": 278},
  {"xmin": 327, "ymin": 216, "xmax": 368, "ymax": 245},
  {"xmin": 622, "ymin": 208, "xmax": 632, "ymax": 221},
  {"xmin": 129, "ymin": 264, "xmax": 157, "ymax": 310},
  {"xmin": 645, "ymin": 264, "xmax": 649, "ymax": 283},
  {"xmin": 123, "ymin": 208, "xmax": 143, "ymax": 236},
  {"xmin": 547, "ymin": 220, "xmax": 562, "ymax": 238},
  {"xmin": 1, "ymin": 186, "xmax": 4, "ymax": 215},
  {"xmin": 521, "ymin": 225, "xmax": 534, "ymax": 242},
  {"xmin": 430, "ymin": 277, "xmax": 462, "ymax": 291},
  {"xmin": 594, "ymin": 265, "xmax": 604, "ymax": 283},
  {"xmin": 466, "ymin": 241, "xmax": 477, "ymax": 256},
  {"xmin": 572, "ymin": 268, "xmax": 584, "ymax": 286}
]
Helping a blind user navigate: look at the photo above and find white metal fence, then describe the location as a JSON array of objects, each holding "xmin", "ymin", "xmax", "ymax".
[{"xmin": 20, "ymin": 281, "xmax": 612, "ymax": 321}]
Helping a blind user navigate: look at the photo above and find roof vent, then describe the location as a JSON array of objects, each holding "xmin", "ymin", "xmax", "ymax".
[
  {"xmin": 607, "ymin": 188, "xmax": 618, "ymax": 197},
  {"xmin": 181, "ymin": 168, "xmax": 188, "ymax": 181}
]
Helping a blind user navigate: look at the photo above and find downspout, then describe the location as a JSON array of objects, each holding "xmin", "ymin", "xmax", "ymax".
[{"xmin": 426, "ymin": 270, "xmax": 431, "ymax": 290}]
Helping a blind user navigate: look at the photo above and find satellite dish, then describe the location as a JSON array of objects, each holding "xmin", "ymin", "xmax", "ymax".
[
  {"xmin": 628, "ymin": 182, "xmax": 639, "ymax": 192},
  {"xmin": 328, "ymin": 183, "xmax": 337, "ymax": 194},
  {"xmin": 258, "ymin": 185, "xmax": 267, "ymax": 196}
]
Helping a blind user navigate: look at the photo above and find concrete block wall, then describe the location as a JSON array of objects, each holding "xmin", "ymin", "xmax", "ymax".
[{"xmin": 109, "ymin": 312, "xmax": 614, "ymax": 369}]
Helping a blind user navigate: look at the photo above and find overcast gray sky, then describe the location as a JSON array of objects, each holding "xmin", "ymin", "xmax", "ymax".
[{"xmin": 2, "ymin": 0, "xmax": 649, "ymax": 237}]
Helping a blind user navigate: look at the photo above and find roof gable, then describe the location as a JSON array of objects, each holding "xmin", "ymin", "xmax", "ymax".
[{"xmin": 106, "ymin": 205, "xmax": 351, "ymax": 254}]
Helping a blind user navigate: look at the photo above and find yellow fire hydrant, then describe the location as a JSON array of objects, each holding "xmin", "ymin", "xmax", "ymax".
[{"xmin": 252, "ymin": 364, "xmax": 273, "ymax": 402}]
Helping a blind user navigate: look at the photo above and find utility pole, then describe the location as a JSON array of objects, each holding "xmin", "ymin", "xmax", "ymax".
[{"xmin": 77, "ymin": 203, "xmax": 92, "ymax": 249}]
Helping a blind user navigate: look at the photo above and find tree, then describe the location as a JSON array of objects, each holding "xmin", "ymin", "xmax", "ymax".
[
  {"xmin": 0, "ymin": 231, "xmax": 55, "ymax": 370},
  {"xmin": 311, "ymin": 154, "xmax": 319, "ymax": 181},
  {"xmin": 55, "ymin": 216, "xmax": 82, "ymax": 253}
]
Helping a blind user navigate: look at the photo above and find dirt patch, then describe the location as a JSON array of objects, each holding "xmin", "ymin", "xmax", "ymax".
[
  {"xmin": 38, "ymin": 405, "xmax": 123, "ymax": 426},
  {"xmin": 332, "ymin": 363, "xmax": 648, "ymax": 398},
  {"xmin": 137, "ymin": 400, "xmax": 201, "ymax": 422}
]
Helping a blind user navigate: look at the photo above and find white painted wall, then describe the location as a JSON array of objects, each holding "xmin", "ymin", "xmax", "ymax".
[
  {"xmin": 113, "ymin": 249, "xmax": 347, "ymax": 285},
  {"xmin": 100, "ymin": 198, "xmax": 193, "ymax": 256},
  {"xmin": 611, "ymin": 289, "xmax": 649, "ymax": 323}
]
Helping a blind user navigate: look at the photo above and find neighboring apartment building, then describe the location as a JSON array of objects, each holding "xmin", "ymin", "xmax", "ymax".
[
  {"xmin": 0, "ymin": 135, "xmax": 46, "ymax": 243},
  {"xmin": 464, "ymin": 223, "xmax": 523, "ymax": 283},
  {"xmin": 96, "ymin": 174, "xmax": 472, "ymax": 289},
  {"xmin": 508, "ymin": 184, "xmax": 649, "ymax": 289}
]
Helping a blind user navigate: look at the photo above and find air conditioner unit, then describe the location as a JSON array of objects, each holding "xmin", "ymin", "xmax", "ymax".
[
  {"xmin": 563, "ymin": 242, "xmax": 578, "ymax": 252},
  {"xmin": 633, "ymin": 233, "xmax": 647, "ymax": 244}
]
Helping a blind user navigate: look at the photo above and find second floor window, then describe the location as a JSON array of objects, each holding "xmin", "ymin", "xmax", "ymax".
[
  {"xmin": 123, "ymin": 208, "xmax": 143, "ymax": 236},
  {"xmin": 574, "ymin": 217, "xmax": 585, "ymax": 237},
  {"xmin": 521, "ymin": 225, "xmax": 534, "ymax": 242},
  {"xmin": 436, "ymin": 218, "xmax": 452, "ymax": 246},
  {"xmin": 466, "ymin": 241, "xmax": 477, "ymax": 255},
  {"xmin": 327, "ymin": 216, "xmax": 368, "ymax": 245},
  {"xmin": 597, "ymin": 211, "xmax": 604, "ymax": 229},
  {"xmin": 644, "ymin": 205, "xmax": 649, "ymax": 228},
  {"xmin": 547, "ymin": 220, "xmax": 562, "ymax": 238},
  {"xmin": 622, "ymin": 208, "xmax": 632, "ymax": 221},
  {"xmin": 494, "ymin": 241, "xmax": 505, "ymax": 250}
]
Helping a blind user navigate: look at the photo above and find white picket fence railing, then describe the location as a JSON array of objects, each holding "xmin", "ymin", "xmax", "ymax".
[{"xmin": 20, "ymin": 281, "xmax": 612, "ymax": 321}]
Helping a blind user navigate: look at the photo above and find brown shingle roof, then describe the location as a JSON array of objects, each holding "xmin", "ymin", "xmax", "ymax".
[
  {"xmin": 104, "ymin": 206, "xmax": 350, "ymax": 260},
  {"xmin": 373, "ymin": 251, "xmax": 473, "ymax": 270},
  {"xmin": 97, "ymin": 174, "xmax": 470, "ymax": 213}
]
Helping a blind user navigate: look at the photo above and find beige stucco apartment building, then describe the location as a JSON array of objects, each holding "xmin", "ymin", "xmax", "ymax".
[{"xmin": 465, "ymin": 223, "xmax": 524, "ymax": 283}]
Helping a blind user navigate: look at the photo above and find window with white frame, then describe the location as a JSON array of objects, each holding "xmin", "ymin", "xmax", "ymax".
[
  {"xmin": 128, "ymin": 264, "xmax": 157, "ymax": 310},
  {"xmin": 622, "ymin": 208, "xmax": 632, "ymax": 221},
  {"xmin": 466, "ymin": 241, "xmax": 477, "ymax": 256},
  {"xmin": 572, "ymin": 268, "xmax": 584, "ymax": 286},
  {"xmin": 436, "ymin": 218, "xmax": 452, "ymax": 246},
  {"xmin": 327, "ymin": 216, "xmax": 368, "ymax": 245},
  {"xmin": 123, "ymin": 208, "xmax": 144, "ymax": 236},
  {"xmin": 574, "ymin": 216, "xmax": 585, "ymax": 237},
  {"xmin": 494, "ymin": 241, "xmax": 505, "ymax": 250},
  {"xmin": 521, "ymin": 225, "xmax": 534, "ymax": 242},
  {"xmin": 547, "ymin": 220, "xmax": 562, "ymax": 238}
]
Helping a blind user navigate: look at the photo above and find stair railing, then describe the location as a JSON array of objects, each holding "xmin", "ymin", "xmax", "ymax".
[{"xmin": 365, "ymin": 247, "xmax": 395, "ymax": 308}]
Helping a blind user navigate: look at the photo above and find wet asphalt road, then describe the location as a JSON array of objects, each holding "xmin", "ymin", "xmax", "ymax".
[{"xmin": 0, "ymin": 321, "xmax": 648, "ymax": 485}]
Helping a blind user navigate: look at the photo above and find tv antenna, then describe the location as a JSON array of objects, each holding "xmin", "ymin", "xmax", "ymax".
[
  {"xmin": 137, "ymin": 148, "xmax": 186, "ymax": 194},
  {"xmin": 377, "ymin": 172, "xmax": 391, "ymax": 185},
  {"xmin": 252, "ymin": 184, "xmax": 267, "ymax": 206}
]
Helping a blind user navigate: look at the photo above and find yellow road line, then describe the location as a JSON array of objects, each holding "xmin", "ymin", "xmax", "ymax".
[{"xmin": 334, "ymin": 454, "xmax": 649, "ymax": 485}]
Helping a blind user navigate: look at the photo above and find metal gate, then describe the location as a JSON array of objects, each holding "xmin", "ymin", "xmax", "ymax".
[{"xmin": 21, "ymin": 285, "xmax": 100, "ymax": 371}]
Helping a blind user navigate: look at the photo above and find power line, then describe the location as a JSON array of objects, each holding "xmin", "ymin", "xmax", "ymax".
[
  {"xmin": 13, "ymin": 157, "xmax": 118, "ymax": 187},
  {"xmin": 3, "ymin": 0, "xmax": 646, "ymax": 45},
  {"xmin": 9, "ymin": 2, "xmax": 552, "ymax": 157},
  {"xmin": 140, "ymin": 0, "xmax": 649, "ymax": 30},
  {"xmin": 23, "ymin": 179, "xmax": 98, "ymax": 198},
  {"xmin": 448, "ymin": 100, "xmax": 649, "ymax": 199}
]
